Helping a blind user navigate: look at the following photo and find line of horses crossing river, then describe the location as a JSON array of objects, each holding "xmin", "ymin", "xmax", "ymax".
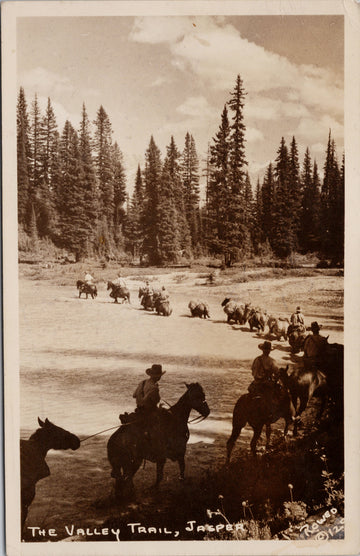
[{"xmin": 19, "ymin": 281, "xmax": 343, "ymax": 537}]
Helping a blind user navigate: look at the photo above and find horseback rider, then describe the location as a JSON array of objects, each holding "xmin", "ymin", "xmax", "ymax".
[
  {"xmin": 84, "ymin": 271, "xmax": 94, "ymax": 285},
  {"xmin": 248, "ymin": 341, "xmax": 280, "ymax": 397},
  {"xmin": 140, "ymin": 280, "xmax": 153, "ymax": 306},
  {"xmin": 289, "ymin": 306, "xmax": 306, "ymax": 334},
  {"xmin": 303, "ymin": 322, "xmax": 328, "ymax": 371},
  {"xmin": 113, "ymin": 271, "xmax": 127, "ymax": 289},
  {"xmin": 120, "ymin": 364, "xmax": 167, "ymax": 457}
]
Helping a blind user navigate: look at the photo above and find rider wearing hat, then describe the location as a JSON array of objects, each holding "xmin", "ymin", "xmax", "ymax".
[
  {"xmin": 303, "ymin": 322, "xmax": 328, "ymax": 370},
  {"xmin": 289, "ymin": 306, "xmax": 305, "ymax": 333},
  {"xmin": 248, "ymin": 341, "xmax": 280, "ymax": 396},
  {"xmin": 133, "ymin": 364, "xmax": 165, "ymax": 411}
]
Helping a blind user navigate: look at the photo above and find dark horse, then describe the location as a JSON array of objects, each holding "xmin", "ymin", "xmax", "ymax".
[
  {"xmin": 20, "ymin": 418, "xmax": 80, "ymax": 533},
  {"xmin": 76, "ymin": 280, "xmax": 97, "ymax": 299},
  {"xmin": 226, "ymin": 368, "xmax": 296, "ymax": 461},
  {"xmin": 107, "ymin": 383, "xmax": 210, "ymax": 498},
  {"xmin": 107, "ymin": 281, "xmax": 131, "ymax": 304}
]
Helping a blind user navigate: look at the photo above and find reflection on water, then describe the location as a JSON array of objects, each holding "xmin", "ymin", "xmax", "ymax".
[{"xmin": 20, "ymin": 366, "xmax": 249, "ymax": 443}]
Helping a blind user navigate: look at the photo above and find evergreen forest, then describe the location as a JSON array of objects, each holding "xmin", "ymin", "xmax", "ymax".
[{"xmin": 17, "ymin": 75, "xmax": 344, "ymax": 266}]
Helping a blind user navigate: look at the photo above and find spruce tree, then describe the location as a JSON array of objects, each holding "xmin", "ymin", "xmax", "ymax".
[
  {"xmin": 261, "ymin": 162, "xmax": 275, "ymax": 246},
  {"xmin": 181, "ymin": 132, "xmax": 200, "ymax": 249},
  {"xmin": 157, "ymin": 159, "xmax": 181, "ymax": 263},
  {"xmin": 111, "ymin": 141, "xmax": 127, "ymax": 249},
  {"xmin": 126, "ymin": 165, "xmax": 144, "ymax": 257},
  {"xmin": 288, "ymin": 136, "xmax": 302, "ymax": 247},
  {"xmin": 272, "ymin": 137, "xmax": 295, "ymax": 257},
  {"xmin": 17, "ymin": 87, "xmax": 31, "ymax": 228},
  {"xmin": 227, "ymin": 74, "xmax": 249, "ymax": 258},
  {"xmin": 206, "ymin": 105, "xmax": 231, "ymax": 261},
  {"xmin": 299, "ymin": 148, "xmax": 321, "ymax": 252},
  {"xmin": 143, "ymin": 136, "xmax": 162, "ymax": 264},
  {"xmin": 164, "ymin": 136, "xmax": 191, "ymax": 258},
  {"xmin": 78, "ymin": 103, "xmax": 98, "ymax": 255},
  {"xmin": 93, "ymin": 105, "xmax": 114, "ymax": 239}
]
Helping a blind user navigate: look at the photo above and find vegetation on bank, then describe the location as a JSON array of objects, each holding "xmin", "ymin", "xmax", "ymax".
[{"xmin": 17, "ymin": 74, "xmax": 344, "ymax": 267}]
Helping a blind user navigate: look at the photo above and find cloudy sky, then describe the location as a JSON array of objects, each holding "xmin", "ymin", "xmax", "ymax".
[{"xmin": 17, "ymin": 15, "xmax": 344, "ymax": 193}]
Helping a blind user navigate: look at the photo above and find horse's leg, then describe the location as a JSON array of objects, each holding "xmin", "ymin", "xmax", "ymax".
[
  {"xmin": 155, "ymin": 460, "xmax": 166, "ymax": 487},
  {"xmin": 177, "ymin": 455, "xmax": 185, "ymax": 481},
  {"xmin": 226, "ymin": 407, "xmax": 246, "ymax": 464},
  {"xmin": 250, "ymin": 425, "xmax": 263, "ymax": 456},
  {"xmin": 265, "ymin": 424, "xmax": 272, "ymax": 451}
]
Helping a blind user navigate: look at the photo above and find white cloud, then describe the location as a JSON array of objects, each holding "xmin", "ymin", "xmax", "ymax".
[
  {"xmin": 150, "ymin": 76, "xmax": 173, "ymax": 87},
  {"xmin": 130, "ymin": 17, "xmax": 343, "ymax": 126},
  {"xmin": 246, "ymin": 127, "xmax": 264, "ymax": 144},
  {"xmin": 176, "ymin": 96, "xmax": 213, "ymax": 118},
  {"xmin": 129, "ymin": 16, "xmax": 192, "ymax": 44},
  {"xmin": 20, "ymin": 67, "xmax": 76, "ymax": 98}
]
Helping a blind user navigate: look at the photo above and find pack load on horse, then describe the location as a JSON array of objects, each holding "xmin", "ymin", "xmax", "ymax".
[
  {"xmin": 221, "ymin": 298, "xmax": 251, "ymax": 325},
  {"xmin": 108, "ymin": 366, "xmax": 210, "ymax": 498},
  {"xmin": 226, "ymin": 341, "xmax": 296, "ymax": 460},
  {"xmin": 188, "ymin": 300, "xmax": 210, "ymax": 319},
  {"xmin": 248, "ymin": 307, "xmax": 269, "ymax": 333},
  {"xmin": 267, "ymin": 316, "xmax": 290, "ymax": 341},
  {"xmin": 76, "ymin": 279, "xmax": 97, "ymax": 299},
  {"xmin": 20, "ymin": 418, "xmax": 80, "ymax": 533},
  {"xmin": 155, "ymin": 286, "xmax": 172, "ymax": 316}
]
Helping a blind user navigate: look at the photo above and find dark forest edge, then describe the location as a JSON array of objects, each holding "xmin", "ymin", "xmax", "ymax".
[{"xmin": 17, "ymin": 74, "xmax": 344, "ymax": 267}]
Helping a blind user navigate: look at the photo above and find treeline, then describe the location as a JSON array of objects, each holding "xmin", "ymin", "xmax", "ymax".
[
  {"xmin": 17, "ymin": 76, "xmax": 344, "ymax": 265},
  {"xmin": 205, "ymin": 75, "xmax": 344, "ymax": 265}
]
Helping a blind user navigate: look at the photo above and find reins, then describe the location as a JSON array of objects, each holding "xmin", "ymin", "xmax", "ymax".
[
  {"xmin": 80, "ymin": 425, "xmax": 120, "ymax": 443},
  {"xmin": 161, "ymin": 398, "xmax": 208, "ymax": 425},
  {"xmin": 80, "ymin": 394, "xmax": 208, "ymax": 443}
]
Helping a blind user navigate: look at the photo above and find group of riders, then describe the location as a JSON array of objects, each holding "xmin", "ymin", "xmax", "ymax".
[
  {"xmin": 81, "ymin": 274, "xmax": 330, "ymax": 452},
  {"xmin": 83, "ymin": 272, "xmax": 169, "ymax": 305},
  {"xmin": 115, "ymin": 305, "xmax": 329, "ymax": 457}
]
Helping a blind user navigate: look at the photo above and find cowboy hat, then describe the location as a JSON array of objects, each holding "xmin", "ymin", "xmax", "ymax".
[
  {"xmin": 296, "ymin": 306, "xmax": 301, "ymax": 312},
  {"xmin": 146, "ymin": 364, "xmax": 166, "ymax": 377},
  {"xmin": 258, "ymin": 341, "xmax": 274, "ymax": 351},
  {"xmin": 310, "ymin": 321, "xmax": 321, "ymax": 332}
]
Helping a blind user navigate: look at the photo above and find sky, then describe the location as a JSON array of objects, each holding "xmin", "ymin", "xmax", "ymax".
[{"xmin": 17, "ymin": 15, "xmax": 344, "ymax": 195}]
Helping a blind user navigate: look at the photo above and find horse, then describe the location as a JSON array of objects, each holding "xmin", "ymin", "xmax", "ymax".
[
  {"xmin": 138, "ymin": 286, "xmax": 161, "ymax": 311},
  {"xmin": 188, "ymin": 301, "xmax": 210, "ymax": 319},
  {"xmin": 281, "ymin": 366, "xmax": 328, "ymax": 435},
  {"xmin": 268, "ymin": 316, "xmax": 290, "ymax": 341},
  {"xmin": 288, "ymin": 326, "xmax": 307, "ymax": 353},
  {"xmin": 226, "ymin": 368, "xmax": 296, "ymax": 461},
  {"xmin": 107, "ymin": 281, "xmax": 130, "ymax": 304},
  {"xmin": 20, "ymin": 418, "xmax": 80, "ymax": 533},
  {"xmin": 76, "ymin": 280, "xmax": 97, "ymax": 299},
  {"xmin": 107, "ymin": 383, "xmax": 210, "ymax": 498},
  {"xmin": 248, "ymin": 307, "xmax": 268, "ymax": 333},
  {"xmin": 221, "ymin": 298, "xmax": 248, "ymax": 324},
  {"xmin": 155, "ymin": 297, "xmax": 173, "ymax": 316}
]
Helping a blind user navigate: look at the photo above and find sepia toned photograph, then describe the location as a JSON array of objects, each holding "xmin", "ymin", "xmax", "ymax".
[{"xmin": 2, "ymin": 1, "xmax": 360, "ymax": 555}]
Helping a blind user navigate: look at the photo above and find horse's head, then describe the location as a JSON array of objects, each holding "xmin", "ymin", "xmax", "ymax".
[
  {"xmin": 37, "ymin": 418, "xmax": 80, "ymax": 451},
  {"xmin": 76, "ymin": 280, "xmax": 83, "ymax": 289},
  {"xmin": 107, "ymin": 281, "xmax": 113, "ymax": 290},
  {"xmin": 278, "ymin": 366, "xmax": 290, "ymax": 387},
  {"xmin": 221, "ymin": 298, "xmax": 231, "ymax": 307},
  {"xmin": 185, "ymin": 383, "xmax": 210, "ymax": 418}
]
